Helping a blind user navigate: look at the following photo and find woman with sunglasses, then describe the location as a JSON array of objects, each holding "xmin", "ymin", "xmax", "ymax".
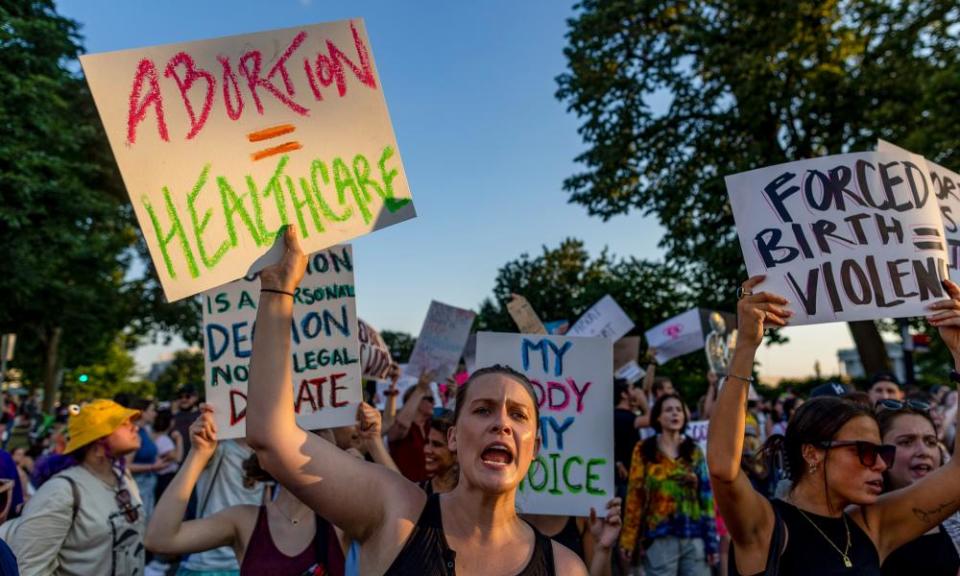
[
  {"xmin": 876, "ymin": 401, "xmax": 960, "ymax": 575},
  {"xmin": 245, "ymin": 227, "xmax": 594, "ymax": 575},
  {"xmin": 709, "ymin": 275, "xmax": 960, "ymax": 575},
  {"xmin": 0, "ymin": 399, "xmax": 145, "ymax": 575}
]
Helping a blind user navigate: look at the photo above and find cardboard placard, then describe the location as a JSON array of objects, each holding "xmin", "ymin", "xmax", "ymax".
[
  {"xmin": 567, "ymin": 295, "xmax": 635, "ymax": 341},
  {"xmin": 202, "ymin": 244, "xmax": 361, "ymax": 439},
  {"xmin": 81, "ymin": 19, "xmax": 416, "ymax": 302},
  {"xmin": 476, "ymin": 332, "xmax": 614, "ymax": 517},
  {"xmin": 726, "ymin": 151, "xmax": 948, "ymax": 325},
  {"xmin": 613, "ymin": 336, "xmax": 641, "ymax": 371},
  {"xmin": 507, "ymin": 295, "xmax": 547, "ymax": 334},
  {"xmin": 544, "ymin": 320, "xmax": 570, "ymax": 335},
  {"xmin": 406, "ymin": 301, "xmax": 475, "ymax": 382},
  {"xmin": 878, "ymin": 140, "xmax": 960, "ymax": 281},
  {"xmin": 358, "ymin": 318, "xmax": 396, "ymax": 380}
]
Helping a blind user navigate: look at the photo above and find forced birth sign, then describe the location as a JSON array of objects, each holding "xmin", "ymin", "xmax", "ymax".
[
  {"xmin": 476, "ymin": 332, "xmax": 614, "ymax": 517},
  {"xmin": 81, "ymin": 19, "xmax": 416, "ymax": 302},
  {"xmin": 202, "ymin": 244, "xmax": 361, "ymax": 439},
  {"xmin": 726, "ymin": 150, "xmax": 949, "ymax": 325}
]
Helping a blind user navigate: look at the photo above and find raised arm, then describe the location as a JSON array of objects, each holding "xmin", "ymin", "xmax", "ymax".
[
  {"xmin": 863, "ymin": 279, "xmax": 960, "ymax": 559},
  {"xmin": 702, "ymin": 371, "xmax": 719, "ymax": 420},
  {"xmin": 642, "ymin": 349, "xmax": 657, "ymax": 397},
  {"xmin": 245, "ymin": 226, "xmax": 423, "ymax": 543},
  {"xmin": 358, "ymin": 401, "xmax": 401, "ymax": 474},
  {"xmin": 146, "ymin": 407, "xmax": 239, "ymax": 556},
  {"xmin": 386, "ymin": 371, "xmax": 431, "ymax": 443},
  {"xmin": 706, "ymin": 276, "xmax": 789, "ymax": 573},
  {"xmin": 381, "ymin": 365, "xmax": 401, "ymax": 432}
]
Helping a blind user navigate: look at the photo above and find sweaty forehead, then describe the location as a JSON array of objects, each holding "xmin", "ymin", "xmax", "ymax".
[
  {"xmin": 835, "ymin": 415, "xmax": 881, "ymax": 443},
  {"xmin": 466, "ymin": 373, "xmax": 536, "ymax": 409}
]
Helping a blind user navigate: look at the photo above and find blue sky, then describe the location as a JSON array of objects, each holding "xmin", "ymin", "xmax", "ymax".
[{"xmin": 56, "ymin": 0, "xmax": 854, "ymax": 379}]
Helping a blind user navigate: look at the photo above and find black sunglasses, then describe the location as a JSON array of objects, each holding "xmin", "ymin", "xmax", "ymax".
[
  {"xmin": 817, "ymin": 440, "xmax": 896, "ymax": 469},
  {"xmin": 115, "ymin": 487, "xmax": 139, "ymax": 524},
  {"xmin": 876, "ymin": 399, "xmax": 931, "ymax": 412}
]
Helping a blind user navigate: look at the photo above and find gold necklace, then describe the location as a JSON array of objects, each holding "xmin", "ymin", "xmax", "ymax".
[{"xmin": 796, "ymin": 508, "xmax": 853, "ymax": 568}]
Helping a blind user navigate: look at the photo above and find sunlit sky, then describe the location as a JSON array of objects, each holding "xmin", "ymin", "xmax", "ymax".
[{"xmin": 56, "ymin": 0, "xmax": 858, "ymax": 382}]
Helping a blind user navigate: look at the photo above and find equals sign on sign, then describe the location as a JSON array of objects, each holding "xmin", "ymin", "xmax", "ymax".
[
  {"xmin": 913, "ymin": 226, "xmax": 944, "ymax": 251},
  {"xmin": 248, "ymin": 124, "xmax": 302, "ymax": 162}
]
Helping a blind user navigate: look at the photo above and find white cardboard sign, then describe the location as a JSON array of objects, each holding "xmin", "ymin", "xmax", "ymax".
[
  {"xmin": 81, "ymin": 19, "xmax": 416, "ymax": 302},
  {"xmin": 644, "ymin": 308, "xmax": 705, "ymax": 364},
  {"xmin": 405, "ymin": 301, "xmax": 475, "ymax": 382},
  {"xmin": 726, "ymin": 151, "xmax": 949, "ymax": 325},
  {"xmin": 567, "ymin": 295, "xmax": 635, "ymax": 341},
  {"xmin": 476, "ymin": 332, "xmax": 614, "ymax": 517},
  {"xmin": 202, "ymin": 244, "xmax": 361, "ymax": 439},
  {"xmin": 878, "ymin": 140, "xmax": 960, "ymax": 282}
]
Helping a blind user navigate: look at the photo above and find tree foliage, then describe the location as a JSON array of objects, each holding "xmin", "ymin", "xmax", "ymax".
[
  {"xmin": 556, "ymin": 0, "xmax": 960, "ymax": 373},
  {"xmin": 0, "ymin": 1, "xmax": 200, "ymax": 409},
  {"xmin": 476, "ymin": 238, "xmax": 715, "ymax": 402},
  {"xmin": 62, "ymin": 335, "xmax": 152, "ymax": 403},
  {"xmin": 381, "ymin": 331, "xmax": 417, "ymax": 364},
  {"xmin": 153, "ymin": 349, "xmax": 205, "ymax": 401}
]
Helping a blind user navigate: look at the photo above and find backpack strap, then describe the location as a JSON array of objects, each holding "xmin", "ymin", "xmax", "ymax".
[{"xmin": 58, "ymin": 476, "xmax": 80, "ymax": 525}]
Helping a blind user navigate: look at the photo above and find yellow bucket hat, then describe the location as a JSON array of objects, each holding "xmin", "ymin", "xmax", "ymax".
[{"xmin": 64, "ymin": 399, "xmax": 140, "ymax": 454}]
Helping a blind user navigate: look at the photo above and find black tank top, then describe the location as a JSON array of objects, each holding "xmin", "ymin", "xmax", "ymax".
[
  {"xmin": 546, "ymin": 516, "xmax": 585, "ymax": 561},
  {"xmin": 384, "ymin": 494, "xmax": 556, "ymax": 575},
  {"xmin": 882, "ymin": 527, "xmax": 960, "ymax": 576},
  {"xmin": 732, "ymin": 499, "xmax": 880, "ymax": 576}
]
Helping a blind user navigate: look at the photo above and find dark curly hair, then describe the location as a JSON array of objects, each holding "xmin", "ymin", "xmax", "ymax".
[
  {"xmin": 641, "ymin": 394, "xmax": 698, "ymax": 463},
  {"xmin": 242, "ymin": 453, "xmax": 276, "ymax": 489}
]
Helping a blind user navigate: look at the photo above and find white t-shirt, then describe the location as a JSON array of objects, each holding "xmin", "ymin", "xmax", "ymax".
[
  {"xmin": 154, "ymin": 434, "xmax": 178, "ymax": 475},
  {"xmin": 0, "ymin": 465, "xmax": 145, "ymax": 576}
]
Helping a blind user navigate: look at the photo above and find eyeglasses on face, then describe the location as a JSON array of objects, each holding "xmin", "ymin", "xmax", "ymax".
[
  {"xmin": 817, "ymin": 440, "xmax": 896, "ymax": 468},
  {"xmin": 876, "ymin": 398, "xmax": 931, "ymax": 412}
]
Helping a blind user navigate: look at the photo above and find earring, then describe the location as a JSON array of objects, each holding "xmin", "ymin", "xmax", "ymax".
[{"xmin": 809, "ymin": 463, "xmax": 818, "ymax": 474}]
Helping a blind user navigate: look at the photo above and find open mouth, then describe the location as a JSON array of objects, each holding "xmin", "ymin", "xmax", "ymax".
[
  {"xmin": 480, "ymin": 443, "xmax": 515, "ymax": 468},
  {"xmin": 866, "ymin": 479, "xmax": 883, "ymax": 492},
  {"xmin": 911, "ymin": 463, "xmax": 934, "ymax": 476}
]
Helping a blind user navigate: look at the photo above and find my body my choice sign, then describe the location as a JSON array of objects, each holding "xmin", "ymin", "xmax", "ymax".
[
  {"xmin": 727, "ymin": 150, "xmax": 949, "ymax": 325},
  {"xmin": 81, "ymin": 19, "xmax": 416, "ymax": 302},
  {"xmin": 476, "ymin": 332, "xmax": 613, "ymax": 517},
  {"xmin": 202, "ymin": 244, "xmax": 361, "ymax": 439}
]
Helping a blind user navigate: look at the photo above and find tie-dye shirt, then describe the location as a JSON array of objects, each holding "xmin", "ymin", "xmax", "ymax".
[{"xmin": 620, "ymin": 439, "xmax": 719, "ymax": 554}]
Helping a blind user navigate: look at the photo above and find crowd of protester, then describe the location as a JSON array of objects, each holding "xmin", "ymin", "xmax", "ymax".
[{"xmin": 0, "ymin": 231, "xmax": 958, "ymax": 575}]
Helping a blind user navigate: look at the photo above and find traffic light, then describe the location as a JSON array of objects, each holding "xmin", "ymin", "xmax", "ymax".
[{"xmin": 78, "ymin": 374, "xmax": 89, "ymax": 383}]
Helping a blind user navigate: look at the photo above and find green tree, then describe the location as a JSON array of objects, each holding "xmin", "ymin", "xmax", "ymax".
[
  {"xmin": 381, "ymin": 331, "xmax": 416, "ymax": 364},
  {"xmin": 556, "ymin": 0, "xmax": 960, "ymax": 375},
  {"xmin": 477, "ymin": 238, "xmax": 714, "ymax": 402},
  {"xmin": 153, "ymin": 349, "xmax": 205, "ymax": 401},
  {"xmin": 63, "ymin": 334, "xmax": 153, "ymax": 403},
  {"xmin": 0, "ymin": 1, "xmax": 201, "ymax": 410}
]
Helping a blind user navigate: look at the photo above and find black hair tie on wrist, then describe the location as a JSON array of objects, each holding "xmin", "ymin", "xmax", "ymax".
[{"xmin": 261, "ymin": 288, "xmax": 294, "ymax": 297}]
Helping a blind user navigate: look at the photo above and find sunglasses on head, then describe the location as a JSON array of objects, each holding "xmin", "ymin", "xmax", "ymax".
[
  {"xmin": 876, "ymin": 398, "xmax": 931, "ymax": 412},
  {"xmin": 817, "ymin": 440, "xmax": 896, "ymax": 468},
  {"xmin": 115, "ymin": 487, "xmax": 139, "ymax": 524}
]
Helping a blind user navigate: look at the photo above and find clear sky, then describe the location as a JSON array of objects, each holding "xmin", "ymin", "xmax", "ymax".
[{"xmin": 56, "ymin": 0, "xmax": 855, "ymax": 380}]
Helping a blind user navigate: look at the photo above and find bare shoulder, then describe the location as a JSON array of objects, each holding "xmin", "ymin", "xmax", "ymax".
[{"xmin": 552, "ymin": 541, "xmax": 588, "ymax": 575}]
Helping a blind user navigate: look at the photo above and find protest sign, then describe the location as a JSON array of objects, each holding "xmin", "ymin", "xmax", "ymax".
[
  {"xmin": 476, "ymin": 332, "xmax": 614, "ymax": 516},
  {"xmin": 373, "ymin": 365, "xmax": 416, "ymax": 410},
  {"xmin": 645, "ymin": 309, "xmax": 705, "ymax": 364},
  {"xmin": 81, "ymin": 19, "xmax": 416, "ymax": 302},
  {"xmin": 507, "ymin": 295, "xmax": 547, "ymax": 334},
  {"xmin": 567, "ymin": 295, "xmax": 635, "ymax": 341},
  {"xmin": 613, "ymin": 336, "xmax": 641, "ymax": 371},
  {"xmin": 615, "ymin": 360, "xmax": 644, "ymax": 385},
  {"xmin": 202, "ymin": 244, "xmax": 361, "ymax": 439},
  {"xmin": 878, "ymin": 140, "xmax": 960, "ymax": 281},
  {"xmin": 406, "ymin": 301, "xmax": 476, "ymax": 381},
  {"xmin": 726, "ymin": 151, "xmax": 948, "ymax": 325},
  {"xmin": 687, "ymin": 420, "xmax": 709, "ymax": 454},
  {"xmin": 462, "ymin": 334, "xmax": 478, "ymax": 375},
  {"xmin": 358, "ymin": 318, "xmax": 396, "ymax": 380}
]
